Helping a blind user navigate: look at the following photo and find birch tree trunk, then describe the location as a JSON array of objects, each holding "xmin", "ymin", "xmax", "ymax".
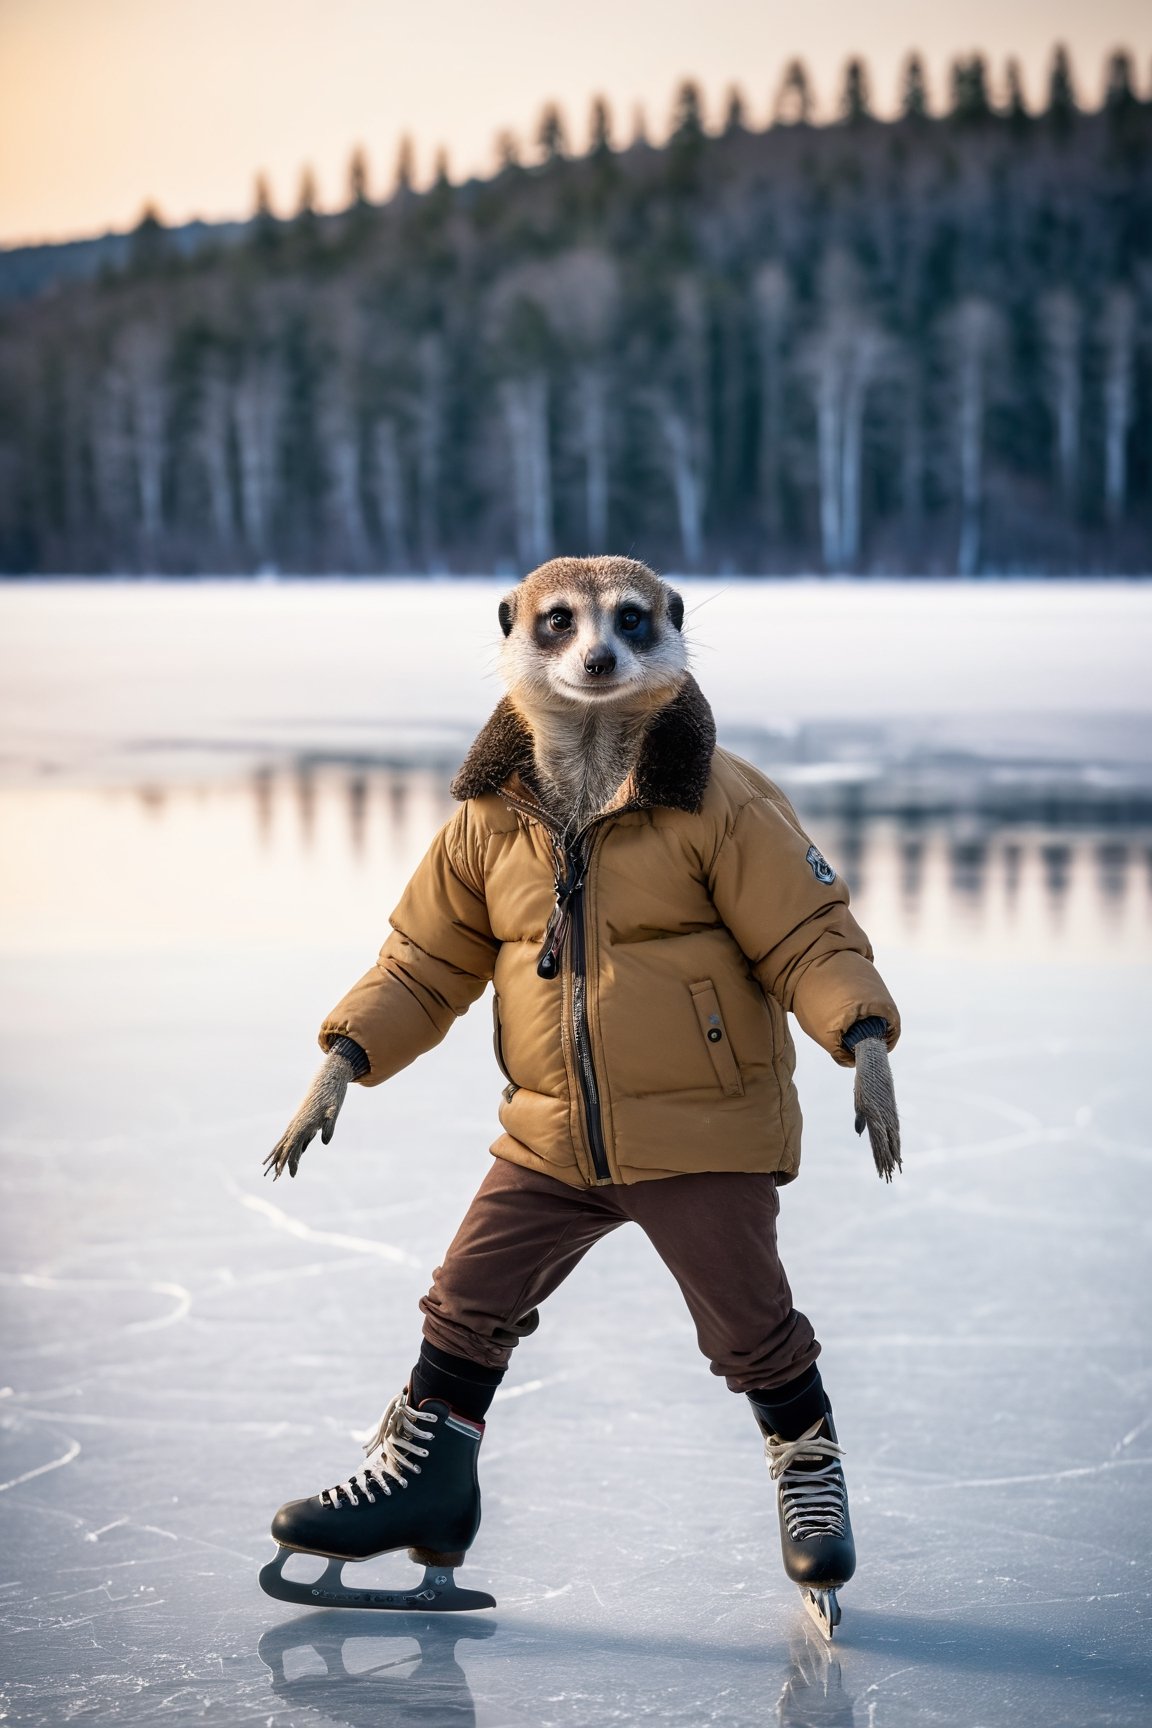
[
  {"xmin": 839, "ymin": 331, "xmax": 885, "ymax": 568},
  {"xmin": 653, "ymin": 391, "xmax": 705, "ymax": 566},
  {"xmin": 752, "ymin": 263, "xmax": 791, "ymax": 545},
  {"xmin": 1040, "ymin": 290, "xmax": 1082, "ymax": 499},
  {"xmin": 575, "ymin": 367, "xmax": 609, "ymax": 549},
  {"xmin": 234, "ymin": 355, "xmax": 284, "ymax": 569},
  {"xmin": 949, "ymin": 298, "xmax": 1001, "ymax": 577},
  {"xmin": 117, "ymin": 325, "xmax": 169, "ymax": 564},
  {"xmin": 813, "ymin": 352, "xmax": 842, "ymax": 570},
  {"xmin": 90, "ymin": 367, "xmax": 134, "ymax": 563},
  {"xmin": 1101, "ymin": 289, "xmax": 1136, "ymax": 525},
  {"xmin": 500, "ymin": 374, "xmax": 553, "ymax": 567},
  {"xmin": 196, "ymin": 359, "xmax": 235, "ymax": 549},
  {"xmin": 415, "ymin": 335, "xmax": 444, "ymax": 570},
  {"xmin": 319, "ymin": 378, "xmax": 370, "ymax": 569},
  {"xmin": 373, "ymin": 416, "xmax": 409, "ymax": 569}
]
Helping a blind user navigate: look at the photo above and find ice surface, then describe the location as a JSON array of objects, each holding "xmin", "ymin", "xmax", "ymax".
[{"xmin": 1, "ymin": 583, "xmax": 1150, "ymax": 1727}]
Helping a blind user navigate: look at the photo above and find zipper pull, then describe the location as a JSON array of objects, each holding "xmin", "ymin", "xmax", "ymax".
[
  {"xmin": 537, "ymin": 903, "xmax": 570, "ymax": 979},
  {"xmin": 536, "ymin": 843, "xmax": 585, "ymax": 979}
]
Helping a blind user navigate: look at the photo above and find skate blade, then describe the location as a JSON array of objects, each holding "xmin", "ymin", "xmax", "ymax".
[
  {"xmin": 800, "ymin": 1585, "xmax": 841, "ymax": 1640},
  {"xmin": 258, "ymin": 1547, "xmax": 495, "ymax": 1613}
]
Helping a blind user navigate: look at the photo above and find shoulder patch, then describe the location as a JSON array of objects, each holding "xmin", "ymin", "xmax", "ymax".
[{"xmin": 805, "ymin": 844, "xmax": 836, "ymax": 885}]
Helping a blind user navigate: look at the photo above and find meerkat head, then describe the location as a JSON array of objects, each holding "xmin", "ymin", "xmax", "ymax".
[{"xmin": 497, "ymin": 556, "xmax": 687, "ymax": 718}]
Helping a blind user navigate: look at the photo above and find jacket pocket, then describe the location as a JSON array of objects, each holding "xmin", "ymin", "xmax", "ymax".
[
  {"xmin": 688, "ymin": 980, "xmax": 744, "ymax": 1097},
  {"xmin": 492, "ymin": 995, "xmax": 519, "ymax": 1099}
]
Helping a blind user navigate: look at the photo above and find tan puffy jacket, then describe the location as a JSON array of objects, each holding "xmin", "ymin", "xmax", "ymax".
[{"xmin": 319, "ymin": 677, "xmax": 899, "ymax": 1189}]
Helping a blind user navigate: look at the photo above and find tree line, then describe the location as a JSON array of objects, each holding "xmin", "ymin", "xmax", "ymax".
[{"xmin": 1, "ymin": 44, "xmax": 1149, "ymax": 576}]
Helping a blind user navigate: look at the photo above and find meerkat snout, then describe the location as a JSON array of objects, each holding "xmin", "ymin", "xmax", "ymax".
[{"xmin": 498, "ymin": 556, "xmax": 687, "ymax": 715}]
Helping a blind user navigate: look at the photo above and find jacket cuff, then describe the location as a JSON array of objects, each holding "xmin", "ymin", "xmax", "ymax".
[
  {"xmin": 841, "ymin": 1016, "xmax": 888, "ymax": 1053},
  {"xmin": 328, "ymin": 1034, "xmax": 371, "ymax": 1080}
]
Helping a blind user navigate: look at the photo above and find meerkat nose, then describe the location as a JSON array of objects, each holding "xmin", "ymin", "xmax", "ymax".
[{"xmin": 584, "ymin": 645, "xmax": 617, "ymax": 676}]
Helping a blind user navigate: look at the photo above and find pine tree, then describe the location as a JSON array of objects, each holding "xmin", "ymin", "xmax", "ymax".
[
  {"xmin": 1103, "ymin": 49, "xmax": 1137, "ymax": 113},
  {"xmin": 589, "ymin": 96, "xmax": 613, "ymax": 157},
  {"xmin": 723, "ymin": 85, "xmax": 748, "ymax": 135},
  {"xmin": 536, "ymin": 103, "xmax": 568, "ymax": 163},
  {"xmin": 394, "ymin": 136, "xmax": 415, "ymax": 195},
  {"xmin": 129, "ymin": 202, "xmax": 168, "ymax": 270},
  {"xmin": 252, "ymin": 173, "xmax": 279, "ymax": 251},
  {"xmin": 494, "ymin": 129, "xmax": 521, "ymax": 172},
  {"xmin": 774, "ymin": 60, "xmax": 814, "ymax": 125},
  {"xmin": 1003, "ymin": 59, "xmax": 1030, "ymax": 129},
  {"xmin": 670, "ymin": 80, "xmax": 706, "ymax": 148},
  {"xmin": 950, "ymin": 56, "xmax": 992, "ymax": 122},
  {"xmin": 295, "ymin": 166, "xmax": 318, "ymax": 222},
  {"xmin": 1047, "ymin": 44, "xmax": 1077, "ymax": 137},
  {"xmin": 900, "ymin": 53, "xmax": 930, "ymax": 120},
  {"xmin": 840, "ymin": 58, "xmax": 871, "ymax": 125},
  {"xmin": 347, "ymin": 146, "xmax": 371, "ymax": 208},
  {"xmin": 433, "ymin": 148, "xmax": 451, "ymax": 189}
]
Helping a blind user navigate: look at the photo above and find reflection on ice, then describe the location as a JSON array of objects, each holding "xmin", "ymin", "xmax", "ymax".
[
  {"xmin": 258, "ymin": 1613, "xmax": 496, "ymax": 1728},
  {"xmin": 2, "ymin": 756, "xmax": 1149, "ymax": 961}
]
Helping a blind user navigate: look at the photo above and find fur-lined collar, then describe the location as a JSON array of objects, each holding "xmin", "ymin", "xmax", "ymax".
[{"xmin": 451, "ymin": 675, "xmax": 717, "ymax": 814}]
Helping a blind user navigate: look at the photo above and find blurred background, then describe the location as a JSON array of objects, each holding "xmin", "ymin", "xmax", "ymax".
[
  {"xmin": 1, "ymin": 4, "xmax": 1150, "ymax": 577},
  {"xmin": 1, "ymin": 6, "xmax": 1151, "ymax": 1727}
]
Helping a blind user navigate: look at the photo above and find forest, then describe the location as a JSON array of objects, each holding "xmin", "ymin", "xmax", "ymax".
[{"xmin": 1, "ymin": 45, "xmax": 1149, "ymax": 577}]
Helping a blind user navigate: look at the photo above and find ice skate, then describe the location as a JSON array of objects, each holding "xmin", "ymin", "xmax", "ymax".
[
  {"xmin": 758, "ymin": 1411, "xmax": 856, "ymax": 1640},
  {"xmin": 259, "ymin": 1388, "xmax": 495, "ymax": 1612}
]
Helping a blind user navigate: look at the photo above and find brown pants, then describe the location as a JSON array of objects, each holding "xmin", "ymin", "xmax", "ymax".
[{"xmin": 419, "ymin": 1158, "xmax": 819, "ymax": 1394}]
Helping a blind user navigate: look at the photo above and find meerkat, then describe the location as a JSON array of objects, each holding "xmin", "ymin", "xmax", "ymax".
[
  {"xmin": 261, "ymin": 551, "xmax": 904, "ymax": 1634},
  {"xmin": 496, "ymin": 556, "xmax": 688, "ymax": 835}
]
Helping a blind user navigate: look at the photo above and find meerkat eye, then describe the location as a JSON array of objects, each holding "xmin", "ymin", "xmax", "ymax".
[
  {"xmin": 619, "ymin": 606, "xmax": 644, "ymax": 632},
  {"xmin": 547, "ymin": 608, "xmax": 573, "ymax": 632}
]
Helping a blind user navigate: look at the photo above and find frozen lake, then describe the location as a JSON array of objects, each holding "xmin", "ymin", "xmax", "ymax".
[{"xmin": 1, "ymin": 581, "xmax": 1150, "ymax": 1727}]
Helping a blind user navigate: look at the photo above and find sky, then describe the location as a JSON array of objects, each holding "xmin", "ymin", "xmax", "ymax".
[{"xmin": 1, "ymin": 0, "xmax": 1148, "ymax": 249}]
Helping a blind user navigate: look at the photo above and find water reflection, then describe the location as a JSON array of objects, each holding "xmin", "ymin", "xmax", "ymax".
[
  {"xmin": 777, "ymin": 1634, "xmax": 857, "ymax": 1727},
  {"xmin": 255, "ymin": 1614, "xmax": 861, "ymax": 1728},
  {"xmin": 257, "ymin": 1614, "xmax": 495, "ymax": 1728},
  {"xmin": 0, "ymin": 760, "xmax": 1149, "ymax": 960}
]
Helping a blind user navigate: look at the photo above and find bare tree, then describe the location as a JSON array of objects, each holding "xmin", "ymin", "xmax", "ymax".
[
  {"xmin": 414, "ymin": 335, "xmax": 445, "ymax": 569},
  {"xmin": 195, "ymin": 351, "xmax": 236, "ymax": 551},
  {"xmin": 318, "ymin": 369, "xmax": 370, "ymax": 570},
  {"xmin": 371, "ymin": 418, "xmax": 408, "ymax": 568},
  {"xmin": 943, "ymin": 298, "xmax": 1003, "ymax": 575},
  {"xmin": 109, "ymin": 321, "xmax": 170, "ymax": 565},
  {"xmin": 233, "ymin": 349, "xmax": 284, "ymax": 569},
  {"xmin": 500, "ymin": 375, "xmax": 553, "ymax": 566},
  {"xmin": 534, "ymin": 249, "xmax": 619, "ymax": 550},
  {"xmin": 752, "ymin": 262, "xmax": 792, "ymax": 544},
  {"xmin": 1040, "ymin": 290, "xmax": 1082, "ymax": 500},
  {"xmin": 774, "ymin": 60, "xmax": 814, "ymax": 126},
  {"xmin": 89, "ymin": 357, "xmax": 134, "ymax": 558},
  {"xmin": 1100, "ymin": 289, "xmax": 1136, "ymax": 525},
  {"xmin": 798, "ymin": 255, "xmax": 890, "ymax": 570},
  {"xmin": 646, "ymin": 279, "xmax": 711, "ymax": 567}
]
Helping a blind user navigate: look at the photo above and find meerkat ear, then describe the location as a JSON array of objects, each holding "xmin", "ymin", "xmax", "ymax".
[
  {"xmin": 666, "ymin": 588, "xmax": 685, "ymax": 632},
  {"xmin": 498, "ymin": 596, "xmax": 516, "ymax": 638}
]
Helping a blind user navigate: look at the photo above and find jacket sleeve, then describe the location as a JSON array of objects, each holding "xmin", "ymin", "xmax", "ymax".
[
  {"xmin": 708, "ymin": 790, "xmax": 900, "ymax": 1067},
  {"xmin": 317, "ymin": 803, "xmax": 498, "ymax": 1085}
]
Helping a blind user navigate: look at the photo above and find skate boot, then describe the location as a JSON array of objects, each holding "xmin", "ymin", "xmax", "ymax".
[
  {"xmin": 259, "ymin": 1387, "xmax": 495, "ymax": 1612},
  {"xmin": 754, "ymin": 1405, "xmax": 855, "ymax": 1640}
]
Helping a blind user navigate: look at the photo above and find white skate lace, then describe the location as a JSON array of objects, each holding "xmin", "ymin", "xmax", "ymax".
[
  {"xmin": 320, "ymin": 1390, "xmax": 437, "ymax": 1510},
  {"xmin": 766, "ymin": 1419, "xmax": 848, "ymax": 1542}
]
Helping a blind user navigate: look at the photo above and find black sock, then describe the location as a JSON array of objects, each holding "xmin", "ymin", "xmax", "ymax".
[
  {"xmin": 746, "ymin": 1363, "xmax": 828, "ymax": 1440},
  {"xmin": 409, "ymin": 1342, "xmax": 505, "ymax": 1423}
]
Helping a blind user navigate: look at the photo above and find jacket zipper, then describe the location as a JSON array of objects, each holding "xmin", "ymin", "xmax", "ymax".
[
  {"xmin": 565, "ymin": 850, "xmax": 611, "ymax": 1184},
  {"xmin": 517, "ymin": 804, "xmax": 611, "ymax": 1187}
]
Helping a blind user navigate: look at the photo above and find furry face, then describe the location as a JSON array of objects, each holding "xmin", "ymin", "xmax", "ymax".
[{"xmin": 498, "ymin": 556, "xmax": 687, "ymax": 716}]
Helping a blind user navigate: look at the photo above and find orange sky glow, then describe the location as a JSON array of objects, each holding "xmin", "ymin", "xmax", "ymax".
[{"xmin": 1, "ymin": 0, "xmax": 1148, "ymax": 249}]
